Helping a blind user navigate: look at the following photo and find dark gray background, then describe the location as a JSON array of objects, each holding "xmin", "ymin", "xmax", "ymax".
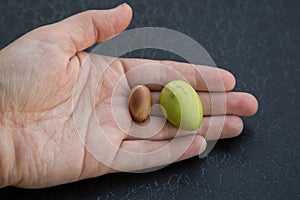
[{"xmin": 0, "ymin": 0, "xmax": 299, "ymax": 199}]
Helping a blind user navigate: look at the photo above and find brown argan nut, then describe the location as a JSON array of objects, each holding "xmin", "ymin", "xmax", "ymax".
[{"xmin": 128, "ymin": 85, "xmax": 152, "ymax": 122}]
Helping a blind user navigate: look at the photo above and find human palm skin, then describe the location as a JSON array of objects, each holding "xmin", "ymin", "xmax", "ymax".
[{"xmin": 0, "ymin": 4, "xmax": 258, "ymax": 188}]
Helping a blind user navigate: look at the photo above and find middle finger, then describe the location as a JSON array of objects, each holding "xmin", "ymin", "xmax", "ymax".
[{"xmin": 151, "ymin": 91, "xmax": 257, "ymax": 116}]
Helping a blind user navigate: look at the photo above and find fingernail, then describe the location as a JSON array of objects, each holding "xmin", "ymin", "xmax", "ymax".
[
  {"xmin": 117, "ymin": 3, "xmax": 128, "ymax": 8},
  {"xmin": 198, "ymin": 139, "xmax": 207, "ymax": 155}
]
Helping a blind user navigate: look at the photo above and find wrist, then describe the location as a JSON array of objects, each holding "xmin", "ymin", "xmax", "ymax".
[{"xmin": 0, "ymin": 124, "xmax": 18, "ymax": 187}]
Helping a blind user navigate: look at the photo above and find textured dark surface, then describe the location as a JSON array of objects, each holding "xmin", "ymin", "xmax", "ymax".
[{"xmin": 0, "ymin": 0, "xmax": 299, "ymax": 199}]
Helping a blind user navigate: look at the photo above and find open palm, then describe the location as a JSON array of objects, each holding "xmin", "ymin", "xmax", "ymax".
[{"xmin": 0, "ymin": 4, "xmax": 258, "ymax": 188}]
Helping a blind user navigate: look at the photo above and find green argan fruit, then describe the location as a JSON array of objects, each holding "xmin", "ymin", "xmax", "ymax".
[{"xmin": 160, "ymin": 80, "xmax": 203, "ymax": 131}]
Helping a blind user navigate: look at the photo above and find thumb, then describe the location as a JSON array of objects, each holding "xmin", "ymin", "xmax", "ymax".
[{"xmin": 28, "ymin": 3, "xmax": 133, "ymax": 55}]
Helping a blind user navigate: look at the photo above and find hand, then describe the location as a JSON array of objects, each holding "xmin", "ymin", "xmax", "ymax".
[{"xmin": 0, "ymin": 4, "xmax": 258, "ymax": 188}]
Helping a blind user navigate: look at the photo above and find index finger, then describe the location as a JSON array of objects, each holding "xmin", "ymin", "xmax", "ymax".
[{"xmin": 119, "ymin": 58, "xmax": 236, "ymax": 92}]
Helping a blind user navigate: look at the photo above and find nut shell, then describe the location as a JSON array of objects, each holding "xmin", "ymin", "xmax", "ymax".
[{"xmin": 128, "ymin": 85, "xmax": 152, "ymax": 122}]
